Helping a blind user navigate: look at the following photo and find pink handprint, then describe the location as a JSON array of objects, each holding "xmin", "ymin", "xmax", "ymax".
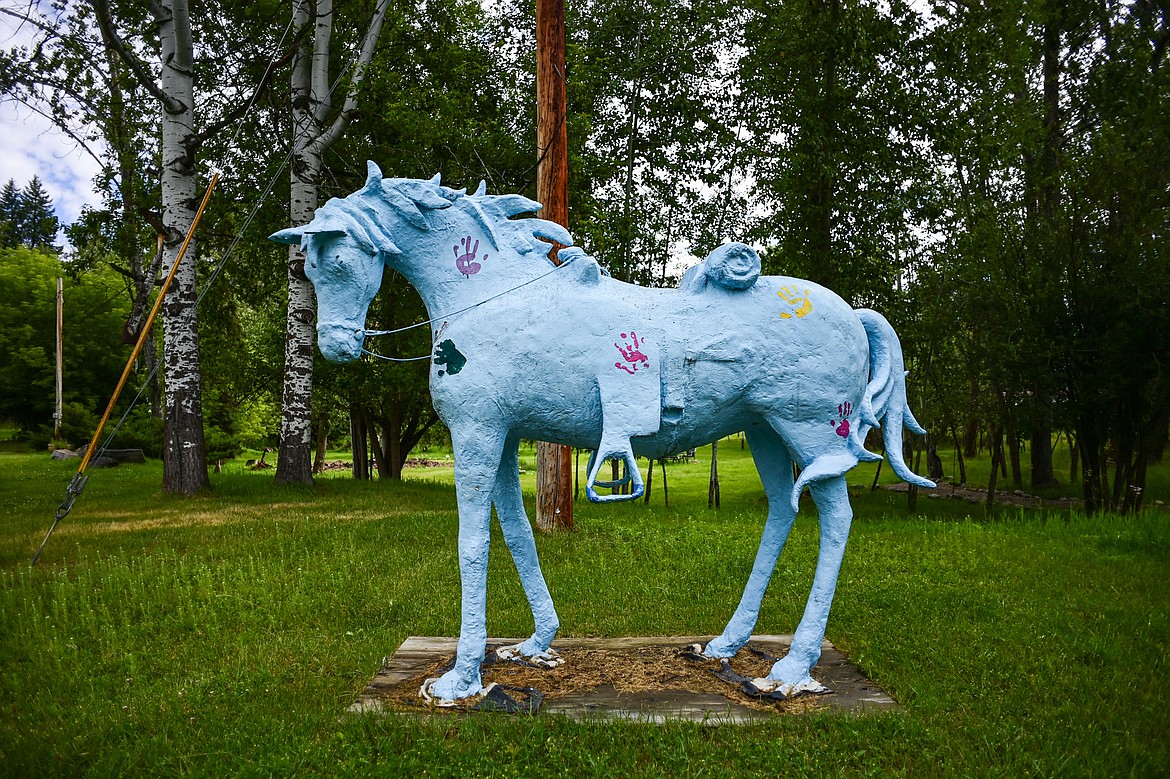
[
  {"xmin": 831, "ymin": 401, "xmax": 852, "ymax": 438},
  {"xmin": 453, "ymin": 236, "xmax": 487, "ymax": 277},
  {"xmin": 614, "ymin": 331, "xmax": 649, "ymax": 375}
]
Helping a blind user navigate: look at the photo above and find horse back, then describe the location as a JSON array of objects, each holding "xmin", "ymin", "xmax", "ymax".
[{"xmin": 427, "ymin": 273, "xmax": 869, "ymax": 456}]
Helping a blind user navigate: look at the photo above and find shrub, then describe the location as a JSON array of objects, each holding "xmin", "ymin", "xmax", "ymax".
[
  {"xmin": 58, "ymin": 402, "xmax": 98, "ymax": 449},
  {"xmin": 113, "ymin": 410, "xmax": 164, "ymax": 459}
]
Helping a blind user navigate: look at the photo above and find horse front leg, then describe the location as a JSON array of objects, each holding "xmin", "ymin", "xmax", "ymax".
[
  {"xmin": 705, "ymin": 425, "xmax": 797, "ymax": 657},
  {"xmin": 421, "ymin": 424, "xmax": 506, "ymax": 703},
  {"xmin": 760, "ymin": 475, "xmax": 853, "ymax": 695},
  {"xmin": 493, "ymin": 436, "xmax": 561, "ymax": 665}
]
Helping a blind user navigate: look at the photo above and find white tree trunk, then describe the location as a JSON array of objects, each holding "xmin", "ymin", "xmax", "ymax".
[
  {"xmin": 276, "ymin": 0, "xmax": 326, "ymax": 484},
  {"xmin": 276, "ymin": 0, "xmax": 389, "ymax": 484},
  {"xmin": 157, "ymin": 0, "xmax": 209, "ymax": 494}
]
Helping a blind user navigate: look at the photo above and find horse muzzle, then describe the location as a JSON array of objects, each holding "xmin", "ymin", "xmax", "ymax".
[{"xmin": 317, "ymin": 321, "xmax": 365, "ymax": 363}]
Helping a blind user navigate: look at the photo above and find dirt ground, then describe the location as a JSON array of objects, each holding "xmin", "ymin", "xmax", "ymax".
[{"xmin": 879, "ymin": 478, "xmax": 1080, "ymax": 509}]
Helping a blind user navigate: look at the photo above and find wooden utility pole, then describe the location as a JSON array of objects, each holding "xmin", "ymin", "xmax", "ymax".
[
  {"xmin": 535, "ymin": 0, "xmax": 574, "ymax": 532},
  {"xmin": 54, "ymin": 277, "xmax": 63, "ymax": 441}
]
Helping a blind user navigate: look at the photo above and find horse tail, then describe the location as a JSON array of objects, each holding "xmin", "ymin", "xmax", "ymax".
[
  {"xmin": 855, "ymin": 308, "xmax": 935, "ymax": 490},
  {"xmin": 786, "ymin": 308, "xmax": 934, "ymax": 511}
]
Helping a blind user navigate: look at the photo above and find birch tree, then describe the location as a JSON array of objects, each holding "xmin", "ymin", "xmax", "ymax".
[
  {"xmin": 276, "ymin": 0, "xmax": 390, "ymax": 484},
  {"xmin": 88, "ymin": 0, "xmax": 211, "ymax": 493}
]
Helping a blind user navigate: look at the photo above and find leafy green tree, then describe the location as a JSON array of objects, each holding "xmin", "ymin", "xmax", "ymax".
[
  {"xmin": 739, "ymin": 0, "xmax": 930, "ymax": 312},
  {"xmin": 3, "ymin": 0, "xmax": 302, "ymax": 491},
  {"xmin": 916, "ymin": 0, "xmax": 1170, "ymax": 510},
  {"xmin": 0, "ymin": 246, "xmax": 129, "ymax": 434},
  {"xmin": 566, "ymin": 0, "xmax": 743, "ymax": 284}
]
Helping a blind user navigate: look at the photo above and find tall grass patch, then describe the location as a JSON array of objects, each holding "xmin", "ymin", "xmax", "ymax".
[{"xmin": 1, "ymin": 449, "xmax": 1167, "ymax": 776}]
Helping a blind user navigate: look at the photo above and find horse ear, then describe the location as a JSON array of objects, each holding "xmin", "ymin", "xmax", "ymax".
[
  {"xmin": 528, "ymin": 218, "xmax": 573, "ymax": 246},
  {"xmin": 269, "ymin": 227, "xmax": 303, "ymax": 245},
  {"xmin": 363, "ymin": 161, "xmax": 384, "ymax": 193},
  {"xmin": 473, "ymin": 180, "xmax": 487, "ymax": 196},
  {"xmin": 410, "ymin": 182, "xmax": 454, "ymax": 210},
  {"xmin": 489, "ymin": 194, "xmax": 542, "ymax": 218},
  {"xmin": 383, "ymin": 186, "xmax": 430, "ymax": 230},
  {"xmin": 429, "ymin": 173, "xmax": 442, "ymax": 187}
]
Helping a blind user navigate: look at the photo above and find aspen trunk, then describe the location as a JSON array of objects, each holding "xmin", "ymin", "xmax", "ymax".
[
  {"xmin": 276, "ymin": 0, "xmax": 389, "ymax": 484},
  {"xmin": 157, "ymin": 0, "xmax": 209, "ymax": 495},
  {"xmin": 276, "ymin": 0, "xmax": 323, "ymax": 485}
]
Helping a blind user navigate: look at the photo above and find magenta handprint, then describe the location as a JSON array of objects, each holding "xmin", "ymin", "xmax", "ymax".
[
  {"xmin": 830, "ymin": 401, "xmax": 852, "ymax": 438},
  {"xmin": 614, "ymin": 331, "xmax": 649, "ymax": 375},
  {"xmin": 453, "ymin": 235, "xmax": 487, "ymax": 277}
]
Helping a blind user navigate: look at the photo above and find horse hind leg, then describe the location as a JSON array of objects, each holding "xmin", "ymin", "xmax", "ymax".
[
  {"xmin": 705, "ymin": 424, "xmax": 797, "ymax": 658},
  {"xmin": 492, "ymin": 436, "xmax": 562, "ymax": 666},
  {"xmin": 758, "ymin": 475, "xmax": 853, "ymax": 695}
]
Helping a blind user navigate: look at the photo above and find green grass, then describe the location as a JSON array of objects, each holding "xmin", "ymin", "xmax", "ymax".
[{"xmin": 1, "ymin": 446, "xmax": 1168, "ymax": 777}]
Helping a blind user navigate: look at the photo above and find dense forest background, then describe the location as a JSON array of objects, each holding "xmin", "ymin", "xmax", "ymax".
[{"xmin": 0, "ymin": 0, "xmax": 1166, "ymax": 512}]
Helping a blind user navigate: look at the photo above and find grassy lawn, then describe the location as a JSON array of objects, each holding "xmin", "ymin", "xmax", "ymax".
[{"xmin": 1, "ymin": 443, "xmax": 1168, "ymax": 776}]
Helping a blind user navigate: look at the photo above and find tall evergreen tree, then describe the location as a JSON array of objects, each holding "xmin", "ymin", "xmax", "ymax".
[
  {"xmin": 19, "ymin": 176, "xmax": 60, "ymax": 251},
  {"xmin": 0, "ymin": 180, "xmax": 19, "ymax": 248}
]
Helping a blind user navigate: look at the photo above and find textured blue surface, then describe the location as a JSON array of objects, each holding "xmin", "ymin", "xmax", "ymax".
[{"xmin": 271, "ymin": 162, "xmax": 934, "ymax": 701}]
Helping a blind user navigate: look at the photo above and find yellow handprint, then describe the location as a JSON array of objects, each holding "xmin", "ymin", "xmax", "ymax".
[{"xmin": 777, "ymin": 286, "xmax": 813, "ymax": 319}]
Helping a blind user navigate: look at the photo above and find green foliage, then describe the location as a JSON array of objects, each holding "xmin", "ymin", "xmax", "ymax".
[
  {"xmin": 57, "ymin": 401, "xmax": 97, "ymax": 450},
  {"xmin": 741, "ymin": 0, "xmax": 929, "ymax": 311},
  {"xmin": 204, "ymin": 426, "xmax": 242, "ymax": 465},
  {"xmin": 113, "ymin": 410, "xmax": 165, "ymax": 460},
  {"xmin": 910, "ymin": 0, "xmax": 1170, "ymax": 509},
  {"xmin": 0, "ymin": 450, "xmax": 1167, "ymax": 775},
  {"xmin": 565, "ymin": 0, "xmax": 743, "ymax": 284},
  {"xmin": 0, "ymin": 247, "xmax": 130, "ymax": 432}
]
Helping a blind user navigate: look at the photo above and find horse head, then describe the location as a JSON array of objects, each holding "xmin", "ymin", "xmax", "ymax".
[
  {"xmin": 270, "ymin": 160, "xmax": 578, "ymax": 363},
  {"xmin": 269, "ymin": 206, "xmax": 390, "ymax": 363},
  {"xmin": 269, "ymin": 162, "xmax": 436, "ymax": 362}
]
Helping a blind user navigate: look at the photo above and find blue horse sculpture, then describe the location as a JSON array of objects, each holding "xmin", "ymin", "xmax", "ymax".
[{"xmin": 271, "ymin": 162, "xmax": 934, "ymax": 703}]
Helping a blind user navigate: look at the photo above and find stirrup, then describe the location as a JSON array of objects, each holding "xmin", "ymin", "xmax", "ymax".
[{"xmin": 585, "ymin": 443, "xmax": 644, "ymax": 503}]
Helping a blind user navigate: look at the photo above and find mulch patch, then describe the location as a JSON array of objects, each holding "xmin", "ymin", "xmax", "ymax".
[{"xmin": 386, "ymin": 643, "xmax": 825, "ymax": 716}]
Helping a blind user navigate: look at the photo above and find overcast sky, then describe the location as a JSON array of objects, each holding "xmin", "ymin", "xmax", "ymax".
[{"xmin": 1, "ymin": 6, "xmax": 104, "ymax": 233}]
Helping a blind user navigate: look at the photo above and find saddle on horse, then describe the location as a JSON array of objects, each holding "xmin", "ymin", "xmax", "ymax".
[{"xmin": 584, "ymin": 243, "xmax": 762, "ymax": 503}]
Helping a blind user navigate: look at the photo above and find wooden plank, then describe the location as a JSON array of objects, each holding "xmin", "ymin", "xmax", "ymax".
[{"xmin": 349, "ymin": 635, "xmax": 897, "ymax": 722}]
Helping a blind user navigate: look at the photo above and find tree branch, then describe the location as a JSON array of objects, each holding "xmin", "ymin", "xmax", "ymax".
[
  {"xmin": 2, "ymin": 97, "xmax": 107, "ymax": 169},
  {"xmin": 0, "ymin": 7, "xmax": 67, "ymax": 42},
  {"xmin": 195, "ymin": 35, "xmax": 303, "ymax": 144},
  {"xmin": 90, "ymin": 0, "xmax": 182, "ymax": 112},
  {"xmin": 311, "ymin": 0, "xmax": 334, "ymax": 125},
  {"xmin": 310, "ymin": 0, "xmax": 390, "ymax": 154}
]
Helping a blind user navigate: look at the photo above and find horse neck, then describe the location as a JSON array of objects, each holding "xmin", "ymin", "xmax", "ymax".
[{"xmin": 393, "ymin": 211, "xmax": 554, "ymax": 321}]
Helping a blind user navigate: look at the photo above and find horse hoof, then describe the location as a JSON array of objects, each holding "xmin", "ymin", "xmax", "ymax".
[
  {"xmin": 702, "ymin": 638, "xmax": 738, "ymax": 659},
  {"xmin": 496, "ymin": 642, "xmax": 564, "ymax": 669},
  {"xmin": 750, "ymin": 675, "xmax": 832, "ymax": 698},
  {"xmin": 420, "ymin": 670, "xmax": 482, "ymax": 704}
]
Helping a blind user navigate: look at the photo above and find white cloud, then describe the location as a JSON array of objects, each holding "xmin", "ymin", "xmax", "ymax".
[
  {"xmin": 1, "ymin": 4, "xmax": 104, "ymax": 230},
  {"xmin": 0, "ymin": 101, "xmax": 104, "ymax": 225}
]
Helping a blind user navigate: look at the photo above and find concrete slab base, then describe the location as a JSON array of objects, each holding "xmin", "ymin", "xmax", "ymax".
[{"xmin": 350, "ymin": 635, "xmax": 897, "ymax": 723}]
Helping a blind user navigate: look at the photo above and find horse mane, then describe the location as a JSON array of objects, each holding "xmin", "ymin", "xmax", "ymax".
[{"xmin": 318, "ymin": 161, "xmax": 575, "ymax": 269}]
